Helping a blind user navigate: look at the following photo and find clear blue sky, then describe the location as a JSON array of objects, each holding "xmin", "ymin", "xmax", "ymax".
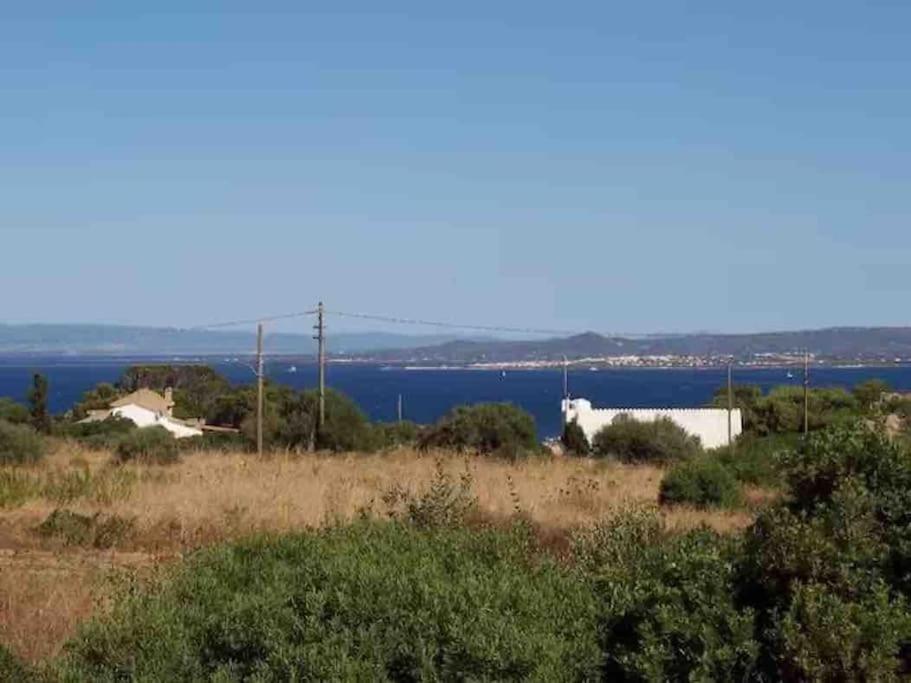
[{"xmin": 2, "ymin": 2, "xmax": 909, "ymax": 335}]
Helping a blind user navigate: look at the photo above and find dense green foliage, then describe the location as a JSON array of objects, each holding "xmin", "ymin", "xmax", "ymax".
[
  {"xmin": 738, "ymin": 422, "xmax": 911, "ymax": 680},
  {"xmin": 592, "ymin": 414, "xmax": 702, "ymax": 463},
  {"xmin": 418, "ymin": 403, "xmax": 538, "ymax": 457},
  {"xmin": 561, "ymin": 418, "xmax": 590, "ymax": 455},
  {"xmin": 713, "ymin": 383, "xmax": 860, "ymax": 435},
  {"xmin": 0, "ymin": 397, "xmax": 30, "ymax": 425},
  {"xmin": 574, "ymin": 512, "xmax": 759, "ymax": 680},
  {"xmin": 58, "ymin": 417, "xmax": 137, "ymax": 450},
  {"xmin": 659, "ymin": 457, "xmax": 742, "ymax": 508},
  {"xmin": 119, "ymin": 365, "xmax": 233, "ymax": 420},
  {"xmin": 30, "ymin": 419, "xmax": 911, "ymax": 680},
  {"xmin": 709, "ymin": 433, "xmax": 798, "ymax": 487},
  {"xmin": 59, "ymin": 523, "xmax": 602, "ymax": 681},
  {"xmin": 0, "ymin": 419, "xmax": 47, "ymax": 464},
  {"xmin": 115, "ymin": 426, "xmax": 178, "ymax": 465}
]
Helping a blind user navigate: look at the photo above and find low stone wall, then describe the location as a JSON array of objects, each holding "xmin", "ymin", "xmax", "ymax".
[{"xmin": 562, "ymin": 398, "xmax": 742, "ymax": 450}]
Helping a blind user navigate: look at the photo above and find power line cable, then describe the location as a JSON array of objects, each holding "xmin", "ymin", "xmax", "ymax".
[
  {"xmin": 325, "ymin": 309, "xmax": 580, "ymax": 337},
  {"xmin": 186, "ymin": 309, "xmax": 319, "ymax": 331}
]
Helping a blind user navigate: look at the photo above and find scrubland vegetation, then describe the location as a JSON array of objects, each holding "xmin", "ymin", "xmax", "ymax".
[{"xmin": 1, "ymin": 368, "xmax": 911, "ymax": 680}]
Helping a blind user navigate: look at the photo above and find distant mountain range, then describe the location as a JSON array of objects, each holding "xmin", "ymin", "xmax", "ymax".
[
  {"xmin": 2, "ymin": 324, "xmax": 911, "ymax": 365},
  {"xmin": 0, "ymin": 324, "xmax": 476, "ymax": 356},
  {"xmin": 368, "ymin": 327, "xmax": 911, "ymax": 365}
]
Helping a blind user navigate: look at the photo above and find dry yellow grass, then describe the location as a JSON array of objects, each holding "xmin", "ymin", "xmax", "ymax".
[{"xmin": 0, "ymin": 441, "xmax": 758, "ymax": 663}]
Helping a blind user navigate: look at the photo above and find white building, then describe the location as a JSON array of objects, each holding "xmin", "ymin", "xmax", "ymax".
[
  {"xmin": 562, "ymin": 398, "xmax": 742, "ymax": 450},
  {"xmin": 80, "ymin": 388, "xmax": 203, "ymax": 439}
]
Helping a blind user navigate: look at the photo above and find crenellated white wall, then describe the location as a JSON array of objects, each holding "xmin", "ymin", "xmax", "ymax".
[{"xmin": 562, "ymin": 398, "xmax": 741, "ymax": 450}]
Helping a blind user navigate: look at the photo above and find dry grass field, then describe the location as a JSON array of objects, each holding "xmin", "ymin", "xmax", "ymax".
[{"xmin": 0, "ymin": 441, "xmax": 759, "ymax": 664}]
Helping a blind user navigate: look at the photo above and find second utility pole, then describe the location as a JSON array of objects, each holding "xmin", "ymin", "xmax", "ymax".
[
  {"xmin": 315, "ymin": 302, "xmax": 326, "ymax": 433},
  {"xmin": 256, "ymin": 322, "xmax": 264, "ymax": 456}
]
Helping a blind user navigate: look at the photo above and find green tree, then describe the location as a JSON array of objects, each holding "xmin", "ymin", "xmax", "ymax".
[
  {"xmin": 419, "ymin": 403, "xmax": 538, "ymax": 457},
  {"xmin": 853, "ymin": 379, "xmax": 891, "ymax": 412},
  {"xmin": 561, "ymin": 418, "xmax": 590, "ymax": 455},
  {"xmin": 592, "ymin": 415, "xmax": 701, "ymax": 463},
  {"xmin": 27, "ymin": 373, "xmax": 51, "ymax": 434}
]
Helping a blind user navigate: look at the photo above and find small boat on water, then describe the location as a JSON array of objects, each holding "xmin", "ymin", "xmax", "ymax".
[
  {"xmin": 786, "ymin": 370, "xmax": 794, "ymax": 379},
  {"xmin": 288, "ymin": 365, "xmax": 298, "ymax": 374}
]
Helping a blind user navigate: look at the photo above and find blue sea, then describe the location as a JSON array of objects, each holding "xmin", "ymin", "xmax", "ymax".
[{"xmin": 2, "ymin": 356, "xmax": 911, "ymax": 438}]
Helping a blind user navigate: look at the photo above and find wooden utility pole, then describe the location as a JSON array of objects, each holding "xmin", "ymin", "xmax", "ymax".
[
  {"xmin": 314, "ymin": 302, "xmax": 326, "ymax": 432},
  {"xmin": 256, "ymin": 322, "xmax": 264, "ymax": 456},
  {"xmin": 727, "ymin": 361, "xmax": 733, "ymax": 448},
  {"xmin": 803, "ymin": 351, "xmax": 810, "ymax": 436},
  {"xmin": 397, "ymin": 394, "xmax": 403, "ymax": 423},
  {"xmin": 562, "ymin": 355, "xmax": 569, "ymax": 400}
]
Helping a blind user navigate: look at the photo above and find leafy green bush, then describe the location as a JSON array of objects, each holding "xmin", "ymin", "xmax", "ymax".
[
  {"xmin": 0, "ymin": 419, "xmax": 47, "ymax": 464},
  {"xmin": 419, "ymin": 403, "xmax": 538, "ymax": 457},
  {"xmin": 592, "ymin": 414, "xmax": 701, "ymax": 463},
  {"xmin": 59, "ymin": 522, "xmax": 601, "ymax": 681},
  {"xmin": 115, "ymin": 426, "xmax": 179, "ymax": 465},
  {"xmin": 776, "ymin": 581, "xmax": 911, "ymax": 681},
  {"xmin": 709, "ymin": 433, "xmax": 796, "ymax": 487},
  {"xmin": 242, "ymin": 387, "xmax": 375, "ymax": 452},
  {"xmin": 0, "ymin": 397, "xmax": 30, "ymax": 425},
  {"xmin": 574, "ymin": 511, "xmax": 759, "ymax": 680},
  {"xmin": 58, "ymin": 417, "xmax": 136, "ymax": 450},
  {"xmin": 660, "ymin": 457, "xmax": 742, "ymax": 508},
  {"xmin": 739, "ymin": 422, "xmax": 911, "ymax": 679},
  {"xmin": 561, "ymin": 418, "xmax": 590, "ymax": 455}
]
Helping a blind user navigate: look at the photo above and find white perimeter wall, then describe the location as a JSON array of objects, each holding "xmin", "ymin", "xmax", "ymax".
[
  {"xmin": 112, "ymin": 405, "xmax": 203, "ymax": 439},
  {"xmin": 562, "ymin": 399, "xmax": 742, "ymax": 450}
]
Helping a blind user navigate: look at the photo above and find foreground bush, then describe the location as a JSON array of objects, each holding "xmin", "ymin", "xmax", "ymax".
[
  {"xmin": 0, "ymin": 419, "xmax": 47, "ymax": 464},
  {"xmin": 592, "ymin": 414, "xmax": 701, "ymax": 463},
  {"xmin": 115, "ymin": 426, "xmax": 178, "ymax": 464},
  {"xmin": 419, "ymin": 403, "xmax": 538, "ymax": 457},
  {"xmin": 740, "ymin": 422, "xmax": 911, "ymax": 679},
  {"xmin": 574, "ymin": 511, "xmax": 759, "ymax": 680},
  {"xmin": 659, "ymin": 457, "xmax": 741, "ymax": 508},
  {"xmin": 59, "ymin": 523, "xmax": 601, "ymax": 681}
]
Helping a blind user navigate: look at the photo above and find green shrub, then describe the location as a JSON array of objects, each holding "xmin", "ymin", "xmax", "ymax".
[
  {"xmin": 775, "ymin": 581, "xmax": 911, "ymax": 681},
  {"xmin": 58, "ymin": 522, "xmax": 601, "ymax": 681},
  {"xmin": 561, "ymin": 418, "xmax": 590, "ymax": 455},
  {"xmin": 709, "ymin": 432, "xmax": 796, "ymax": 487},
  {"xmin": 382, "ymin": 460, "xmax": 478, "ymax": 529},
  {"xmin": 368, "ymin": 420, "xmax": 423, "ymax": 450},
  {"xmin": 58, "ymin": 417, "xmax": 136, "ymax": 450},
  {"xmin": 660, "ymin": 457, "xmax": 742, "ymax": 508},
  {"xmin": 0, "ymin": 419, "xmax": 47, "ymax": 464},
  {"xmin": 574, "ymin": 511, "xmax": 759, "ymax": 681},
  {"xmin": 243, "ymin": 387, "xmax": 375, "ymax": 452},
  {"xmin": 115, "ymin": 426, "xmax": 179, "ymax": 465},
  {"xmin": 0, "ymin": 398, "xmax": 30, "ymax": 425},
  {"xmin": 419, "ymin": 403, "xmax": 538, "ymax": 457},
  {"xmin": 592, "ymin": 414, "xmax": 701, "ymax": 463}
]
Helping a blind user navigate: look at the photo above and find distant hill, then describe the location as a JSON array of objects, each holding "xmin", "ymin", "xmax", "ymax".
[
  {"xmin": 0, "ymin": 324, "xmax": 476, "ymax": 356},
  {"xmin": 3, "ymin": 323, "xmax": 911, "ymax": 364},
  {"xmin": 366, "ymin": 327, "xmax": 911, "ymax": 364}
]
